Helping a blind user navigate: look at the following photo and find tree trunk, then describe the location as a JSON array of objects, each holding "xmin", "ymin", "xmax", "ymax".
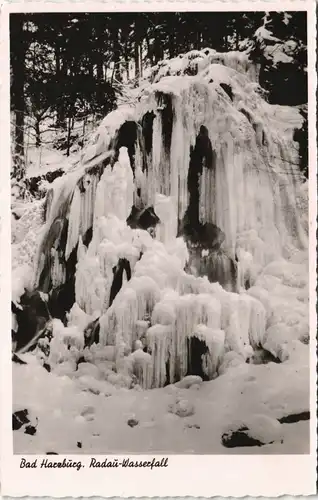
[
  {"xmin": 11, "ymin": 15, "xmax": 26, "ymax": 180},
  {"xmin": 134, "ymin": 18, "xmax": 140, "ymax": 80},
  {"xmin": 112, "ymin": 29, "xmax": 121, "ymax": 82},
  {"xmin": 56, "ymin": 55, "xmax": 67, "ymax": 128},
  {"xmin": 125, "ymin": 53, "xmax": 130, "ymax": 80},
  {"xmin": 139, "ymin": 43, "xmax": 143, "ymax": 78},
  {"xmin": 145, "ymin": 34, "xmax": 153, "ymax": 66},
  {"xmin": 35, "ymin": 117, "xmax": 41, "ymax": 147},
  {"xmin": 134, "ymin": 42, "xmax": 139, "ymax": 79},
  {"xmin": 66, "ymin": 117, "xmax": 72, "ymax": 157},
  {"xmin": 96, "ymin": 59, "xmax": 103, "ymax": 80},
  {"xmin": 169, "ymin": 33, "xmax": 175, "ymax": 58}
]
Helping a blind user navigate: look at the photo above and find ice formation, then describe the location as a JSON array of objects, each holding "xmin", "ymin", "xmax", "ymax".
[{"xmin": 24, "ymin": 48, "xmax": 308, "ymax": 390}]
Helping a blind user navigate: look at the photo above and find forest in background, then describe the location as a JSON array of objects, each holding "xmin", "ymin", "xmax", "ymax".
[{"xmin": 10, "ymin": 11, "xmax": 307, "ymax": 181}]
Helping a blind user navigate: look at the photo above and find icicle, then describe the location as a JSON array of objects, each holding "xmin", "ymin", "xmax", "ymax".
[
  {"xmin": 51, "ymin": 249, "xmax": 66, "ymax": 287},
  {"xmin": 80, "ymin": 174, "xmax": 99, "ymax": 238},
  {"xmin": 170, "ymin": 293, "xmax": 222, "ymax": 382},
  {"xmin": 220, "ymin": 293, "xmax": 266, "ymax": 357},
  {"xmin": 154, "ymin": 194, "xmax": 178, "ymax": 244},
  {"xmin": 129, "ymin": 349, "xmax": 153, "ymax": 389},
  {"xmin": 146, "ymin": 324, "xmax": 171, "ymax": 388},
  {"xmin": 65, "ymin": 186, "xmax": 81, "ymax": 261},
  {"xmin": 93, "ymin": 147, "xmax": 134, "ymax": 223}
]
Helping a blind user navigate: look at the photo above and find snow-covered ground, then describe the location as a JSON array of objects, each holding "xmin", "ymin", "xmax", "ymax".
[{"xmin": 13, "ymin": 337, "xmax": 309, "ymax": 454}]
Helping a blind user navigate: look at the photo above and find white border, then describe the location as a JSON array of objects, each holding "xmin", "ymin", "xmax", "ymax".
[{"xmin": 0, "ymin": 1, "xmax": 317, "ymax": 497}]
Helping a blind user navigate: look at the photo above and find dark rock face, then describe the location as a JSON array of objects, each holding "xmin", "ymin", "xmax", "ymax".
[
  {"xmin": 278, "ymin": 411, "xmax": 310, "ymax": 424},
  {"xmin": 13, "ymin": 409, "xmax": 30, "ymax": 430},
  {"xmin": 187, "ymin": 337, "xmax": 209, "ymax": 381},
  {"xmin": 38, "ymin": 218, "xmax": 65, "ymax": 292},
  {"xmin": 185, "ymin": 245, "xmax": 237, "ymax": 291},
  {"xmin": 186, "ymin": 125, "xmax": 216, "ymax": 234},
  {"xmin": 247, "ymin": 348, "xmax": 281, "ymax": 365},
  {"xmin": 25, "ymin": 168, "xmax": 65, "ymax": 199},
  {"xmin": 141, "ymin": 112, "xmax": 155, "ymax": 159},
  {"xmin": 48, "ymin": 279, "xmax": 75, "ymax": 324},
  {"xmin": 219, "ymin": 83, "xmax": 233, "ymax": 101},
  {"xmin": 12, "ymin": 291, "xmax": 51, "ymax": 352},
  {"xmin": 13, "ymin": 409, "xmax": 38, "ymax": 435},
  {"xmin": 182, "ymin": 220, "xmax": 225, "ymax": 250},
  {"xmin": 222, "ymin": 427, "xmax": 266, "ymax": 448},
  {"xmin": 178, "ymin": 124, "xmax": 238, "ymax": 291},
  {"xmin": 112, "ymin": 121, "xmax": 138, "ymax": 175},
  {"xmin": 293, "ymin": 109, "xmax": 308, "ymax": 179},
  {"xmin": 12, "ymin": 409, "xmax": 38, "ymax": 436},
  {"xmin": 45, "ymin": 235, "xmax": 77, "ymax": 324},
  {"xmin": 126, "ymin": 206, "xmax": 160, "ymax": 232},
  {"xmin": 109, "ymin": 258, "xmax": 132, "ymax": 307},
  {"xmin": 82, "ymin": 227, "xmax": 93, "ymax": 248},
  {"xmin": 25, "ymin": 424, "xmax": 37, "ymax": 435},
  {"xmin": 127, "ymin": 418, "xmax": 139, "ymax": 428},
  {"xmin": 84, "ymin": 318, "xmax": 100, "ymax": 348},
  {"xmin": 157, "ymin": 93, "xmax": 173, "ymax": 156},
  {"xmin": 12, "ymin": 353, "xmax": 27, "ymax": 364}
]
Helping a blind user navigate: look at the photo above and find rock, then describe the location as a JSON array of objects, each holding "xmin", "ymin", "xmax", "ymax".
[
  {"xmin": 84, "ymin": 318, "xmax": 100, "ymax": 347},
  {"xmin": 247, "ymin": 348, "xmax": 281, "ymax": 365},
  {"xmin": 12, "ymin": 290, "xmax": 51, "ymax": 353},
  {"xmin": 186, "ymin": 423, "xmax": 200, "ymax": 429},
  {"xmin": 278, "ymin": 411, "xmax": 310, "ymax": 424},
  {"xmin": 80, "ymin": 405, "xmax": 95, "ymax": 418},
  {"xmin": 24, "ymin": 424, "xmax": 37, "ymax": 436},
  {"xmin": 127, "ymin": 418, "xmax": 139, "ymax": 428},
  {"xmin": 127, "ymin": 205, "xmax": 160, "ymax": 233},
  {"xmin": 26, "ymin": 168, "xmax": 64, "ymax": 198},
  {"xmin": 12, "ymin": 353, "xmax": 27, "ymax": 365},
  {"xmin": 109, "ymin": 258, "xmax": 132, "ymax": 307},
  {"xmin": 13, "ymin": 409, "xmax": 30, "ymax": 430},
  {"xmin": 222, "ymin": 414, "xmax": 283, "ymax": 448},
  {"xmin": 222, "ymin": 427, "xmax": 264, "ymax": 448},
  {"xmin": 219, "ymin": 83, "xmax": 233, "ymax": 101},
  {"xmin": 169, "ymin": 399, "xmax": 195, "ymax": 418},
  {"xmin": 48, "ymin": 281, "xmax": 76, "ymax": 325},
  {"xmin": 174, "ymin": 375, "xmax": 203, "ymax": 389}
]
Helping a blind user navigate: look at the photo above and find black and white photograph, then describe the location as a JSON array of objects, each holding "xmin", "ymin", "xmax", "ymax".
[{"xmin": 7, "ymin": 5, "xmax": 313, "ymax": 461}]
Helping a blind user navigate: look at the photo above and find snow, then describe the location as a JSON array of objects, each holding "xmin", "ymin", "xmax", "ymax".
[
  {"xmin": 255, "ymin": 26, "xmax": 281, "ymax": 43},
  {"xmin": 13, "ymin": 344, "xmax": 309, "ymax": 453},
  {"xmin": 25, "ymin": 146, "xmax": 74, "ymax": 179},
  {"xmin": 253, "ymin": 14, "xmax": 305, "ymax": 69},
  {"xmin": 12, "ymin": 47, "xmax": 309, "ymax": 455}
]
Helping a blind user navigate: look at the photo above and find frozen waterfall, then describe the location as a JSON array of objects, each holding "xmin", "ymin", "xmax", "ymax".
[{"xmin": 29, "ymin": 49, "xmax": 308, "ymax": 389}]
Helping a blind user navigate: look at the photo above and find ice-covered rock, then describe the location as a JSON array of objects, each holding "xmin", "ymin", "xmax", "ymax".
[
  {"xmin": 169, "ymin": 398, "xmax": 195, "ymax": 418},
  {"xmin": 174, "ymin": 375, "xmax": 203, "ymax": 389},
  {"xmin": 222, "ymin": 414, "xmax": 283, "ymax": 448}
]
